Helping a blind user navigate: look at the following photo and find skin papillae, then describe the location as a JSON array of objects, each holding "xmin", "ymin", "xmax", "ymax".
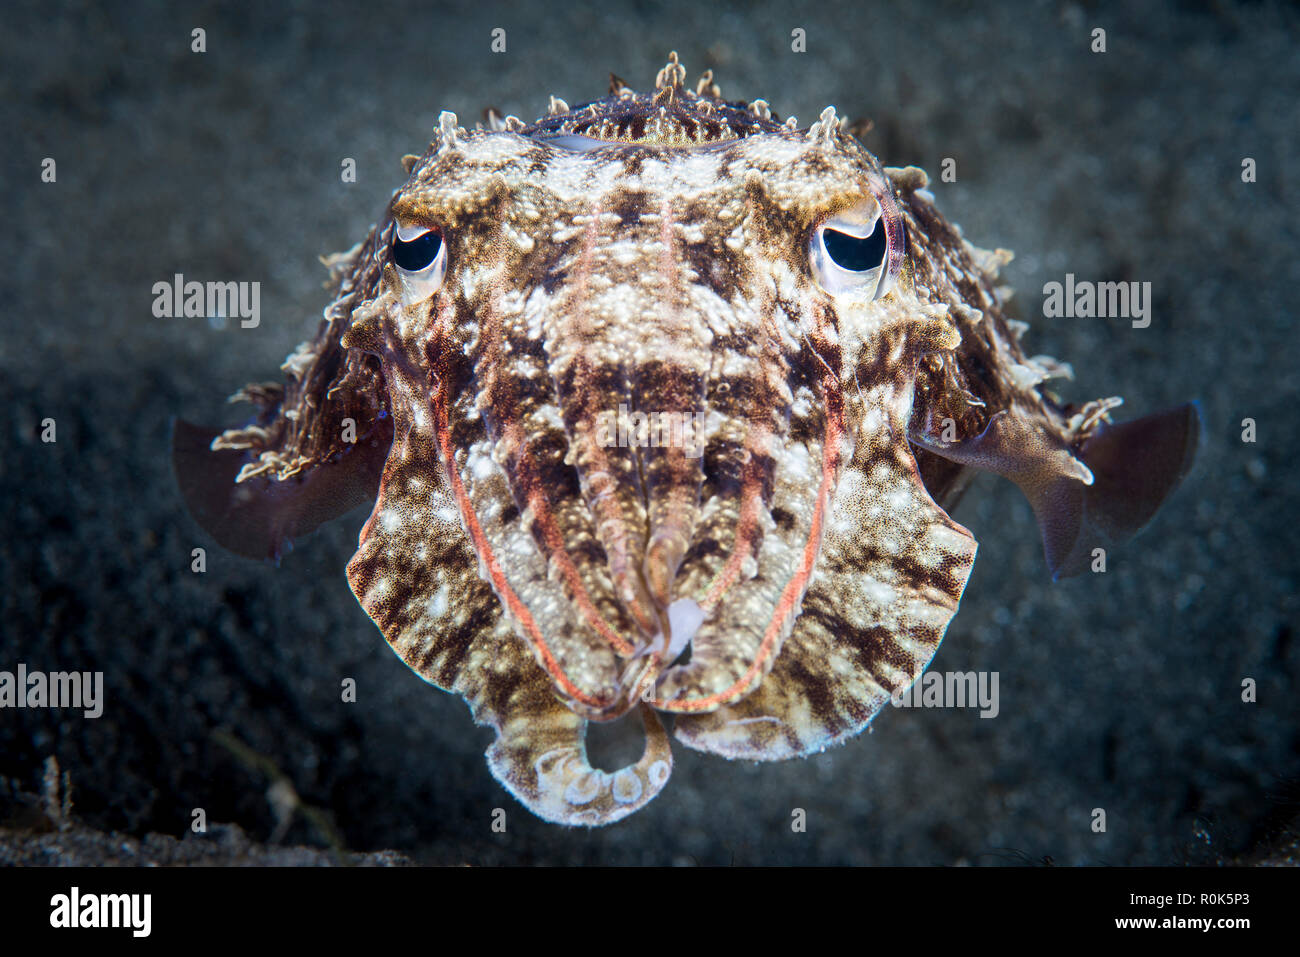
[{"xmin": 173, "ymin": 53, "xmax": 1199, "ymax": 826}]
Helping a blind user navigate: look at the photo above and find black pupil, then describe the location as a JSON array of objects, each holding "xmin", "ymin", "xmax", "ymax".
[
  {"xmin": 822, "ymin": 224, "xmax": 887, "ymax": 272},
  {"xmin": 392, "ymin": 229, "xmax": 442, "ymax": 271}
]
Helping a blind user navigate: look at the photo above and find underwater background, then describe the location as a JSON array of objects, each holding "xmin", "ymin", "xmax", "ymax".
[{"xmin": 2, "ymin": 0, "xmax": 1298, "ymax": 864}]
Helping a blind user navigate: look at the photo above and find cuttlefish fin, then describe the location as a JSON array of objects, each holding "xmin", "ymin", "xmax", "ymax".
[
  {"xmin": 171, "ymin": 419, "xmax": 388, "ymax": 561},
  {"xmin": 1065, "ymin": 401, "xmax": 1201, "ymax": 565},
  {"xmin": 913, "ymin": 402, "xmax": 1199, "ymax": 580}
]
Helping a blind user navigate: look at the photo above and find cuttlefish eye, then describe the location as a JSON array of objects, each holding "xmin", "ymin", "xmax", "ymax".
[
  {"xmin": 390, "ymin": 222, "xmax": 447, "ymax": 299},
  {"xmin": 822, "ymin": 222, "xmax": 886, "ymax": 271},
  {"xmin": 810, "ymin": 201, "xmax": 899, "ymax": 299}
]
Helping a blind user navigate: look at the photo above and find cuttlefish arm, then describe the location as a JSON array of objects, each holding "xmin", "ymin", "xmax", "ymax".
[
  {"xmin": 345, "ymin": 425, "xmax": 672, "ymax": 826},
  {"xmin": 674, "ymin": 333, "xmax": 979, "ymax": 760}
]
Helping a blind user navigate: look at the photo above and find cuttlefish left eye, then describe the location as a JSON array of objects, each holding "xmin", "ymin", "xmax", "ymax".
[
  {"xmin": 810, "ymin": 198, "xmax": 904, "ymax": 300},
  {"xmin": 390, "ymin": 221, "xmax": 447, "ymax": 302}
]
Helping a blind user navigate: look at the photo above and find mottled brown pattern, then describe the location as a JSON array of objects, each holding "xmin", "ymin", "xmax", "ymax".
[{"xmin": 176, "ymin": 53, "xmax": 1196, "ymax": 826}]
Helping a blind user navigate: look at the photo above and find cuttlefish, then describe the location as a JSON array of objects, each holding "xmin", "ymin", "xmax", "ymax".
[{"xmin": 174, "ymin": 54, "xmax": 1198, "ymax": 825}]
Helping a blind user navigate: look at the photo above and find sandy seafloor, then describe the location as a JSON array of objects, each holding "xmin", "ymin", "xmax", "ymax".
[{"xmin": 1, "ymin": 0, "xmax": 1298, "ymax": 865}]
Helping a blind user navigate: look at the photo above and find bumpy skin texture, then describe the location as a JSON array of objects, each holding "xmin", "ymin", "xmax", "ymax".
[{"xmin": 176, "ymin": 54, "xmax": 1197, "ymax": 825}]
